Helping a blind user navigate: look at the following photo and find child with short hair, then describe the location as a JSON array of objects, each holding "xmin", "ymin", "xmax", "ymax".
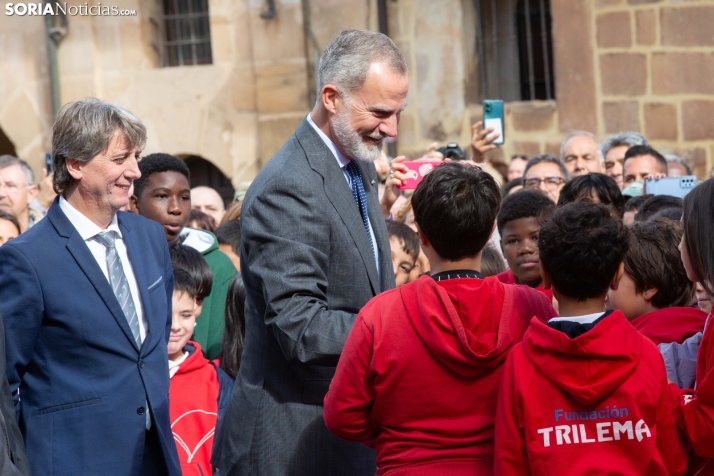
[
  {"xmin": 622, "ymin": 194, "xmax": 652, "ymax": 226},
  {"xmin": 170, "ymin": 243, "xmax": 213, "ymax": 318},
  {"xmin": 131, "ymin": 153, "xmax": 237, "ymax": 360},
  {"xmin": 385, "ymin": 220, "xmax": 420, "ymax": 287},
  {"xmin": 496, "ymin": 189, "xmax": 555, "ymax": 300},
  {"xmin": 324, "ymin": 163, "xmax": 555, "ymax": 475},
  {"xmin": 608, "ymin": 218, "xmax": 706, "ymax": 345},
  {"xmin": 168, "ymin": 269, "xmax": 233, "ymax": 476},
  {"xmin": 481, "ymin": 246, "xmax": 507, "ymax": 277},
  {"xmin": 495, "ymin": 202, "xmax": 687, "ymax": 476}
]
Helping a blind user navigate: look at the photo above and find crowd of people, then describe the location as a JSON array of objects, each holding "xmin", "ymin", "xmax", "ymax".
[{"xmin": 1, "ymin": 27, "xmax": 714, "ymax": 476}]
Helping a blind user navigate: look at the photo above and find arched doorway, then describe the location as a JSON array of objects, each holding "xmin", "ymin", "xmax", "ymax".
[
  {"xmin": 182, "ymin": 155, "xmax": 235, "ymax": 207},
  {"xmin": 0, "ymin": 127, "xmax": 17, "ymax": 157}
]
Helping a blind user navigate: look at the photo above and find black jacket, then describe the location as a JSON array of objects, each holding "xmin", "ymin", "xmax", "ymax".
[{"xmin": 0, "ymin": 312, "xmax": 30, "ymax": 476}]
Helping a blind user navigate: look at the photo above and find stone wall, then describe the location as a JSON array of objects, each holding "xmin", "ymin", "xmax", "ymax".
[
  {"xmin": 2, "ymin": 0, "xmax": 714, "ymax": 182},
  {"xmin": 392, "ymin": 0, "xmax": 714, "ymax": 178},
  {"xmin": 592, "ymin": 0, "xmax": 714, "ymax": 176}
]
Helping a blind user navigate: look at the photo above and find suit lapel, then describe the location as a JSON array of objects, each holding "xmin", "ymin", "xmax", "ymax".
[
  {"xmin": 362, "ymin": 163, "xmax": 395, "ymax": 292},
  {"xmin": 296, "ymin": 119, "xmax": 380, "ymax": 295},
  {"xmin": 47, "ymin": 202, "xmax": 141, "ymax": 353}
]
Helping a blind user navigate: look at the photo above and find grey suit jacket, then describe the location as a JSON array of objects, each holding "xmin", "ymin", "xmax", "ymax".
[{"xmin": 213, "ymin": 118, "xmax": 395, "ymax": 475}]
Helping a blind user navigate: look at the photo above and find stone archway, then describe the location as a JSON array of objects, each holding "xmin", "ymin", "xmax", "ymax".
[
  {"xmin": 0, "ymin": 127, "xmax": 17, "ymax": 157},
  {"xmin": 182, "ymin": 155, "xmax": 235, "ymax": 207}
]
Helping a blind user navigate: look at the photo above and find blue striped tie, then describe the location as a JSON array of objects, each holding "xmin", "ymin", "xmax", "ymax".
[
  {"xmin": 95, "ymin": 231, "xmax": 142, "ymax": 348},
  {"xmin": 344, "ymin": 160, "xmax": 375, "ymax": 256}
]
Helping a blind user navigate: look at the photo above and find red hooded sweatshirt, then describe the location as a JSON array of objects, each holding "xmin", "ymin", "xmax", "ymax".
[
  {"xmin": 169, "ymin": 341, "xmax": 232, "ymax": 476},
  {"xmin": 670, "ymin": 315, "xmax": 714, "ymax": 475},
  {"xmin": 496, "ymin": 269, "xmax": 553, "ymax": 301},
  {"xmin": 495, "ymin": 311, "xmax": 688, "ymax": 476},
  {"xmin": 631, "ymin": 306, "xmax": 707, "ymax": 346},
  {"xmin": 324, "ymin": 274, "xmax": 556, "ymax": 476}
]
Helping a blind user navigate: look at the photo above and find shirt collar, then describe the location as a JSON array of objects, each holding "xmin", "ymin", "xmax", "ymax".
[
  {"xmin": 549, "ymin": 312, "xmax": 604, "ymax": 324},
  {"xmin": 59, "ymin": 195, "xmax": 122, "ymax": 241},
  {"xmin": 306, "ymin": 113, "xmax": 351, "ymax": 169}
]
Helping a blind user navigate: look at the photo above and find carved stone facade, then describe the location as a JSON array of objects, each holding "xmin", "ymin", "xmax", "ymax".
[{"xmin": 1, "ymin": 0, "xmax": 712, "ymax": 184}]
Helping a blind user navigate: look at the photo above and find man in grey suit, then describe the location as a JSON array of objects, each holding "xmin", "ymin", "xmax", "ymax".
[{"xmin": 212, "ymin": 29, "xmax": 408, "ymax": 475}]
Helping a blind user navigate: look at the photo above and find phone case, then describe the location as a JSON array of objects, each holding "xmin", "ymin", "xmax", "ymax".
[
  {"xmin": 398, "ymin": 161, "xmax": 443, "ymax": 190},
  {"xmin": 645, "ymin": 176, "xmax": 697, "ymax": 198},
  {"xmin": 483, "ymin": 99, "xmax": 504, "ymax": 145}
]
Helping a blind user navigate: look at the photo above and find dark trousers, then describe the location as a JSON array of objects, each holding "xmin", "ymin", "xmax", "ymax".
[{"xmin": 140, "ymin": 424, "xmax": 168, "ymax": 476}]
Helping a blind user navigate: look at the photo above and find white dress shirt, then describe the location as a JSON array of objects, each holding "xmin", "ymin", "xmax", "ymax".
[
  {"xmin": 306, "ymin": 114, "xmax": 381, "ymax": 278},
  {"xmin": 59, "ymin": 196, "xmax": 148, "ymax": 341},
  {"xmin": 549, "ymin": 312, "xmax": 604, "ymax": 324}
]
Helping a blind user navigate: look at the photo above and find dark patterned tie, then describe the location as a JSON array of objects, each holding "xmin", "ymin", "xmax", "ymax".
[
  {"xmin": 95, "ymin": 231, "xmax": 141, "ymax": 347},
  {"xmin": 344, "ymin": 160, "xmax": 375, "ymax": 256}
]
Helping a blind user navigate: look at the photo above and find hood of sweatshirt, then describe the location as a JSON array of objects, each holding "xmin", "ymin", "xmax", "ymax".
[
  {"xmin": 399, "ymin": 274, "xmax": 524, "ymax": 378},
  {"xmin": 173, "ymin": 341, "xmax": 211, "ymax": 376},
  {"xmin": 180, "ymin": 227, "xmax": 218, "ymax": 255},
  {"xmin": 523, "ymin": 310, "xmax": 642, "ymax": 406}
]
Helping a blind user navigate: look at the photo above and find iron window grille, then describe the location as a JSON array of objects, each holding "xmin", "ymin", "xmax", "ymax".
[
  {"xmin": 476, "ymin": 0, "xmax": 555, "ymax": 101},
  {"xmin": 152, "ymin": 0, "xmax": 212, "ymax": 67}
]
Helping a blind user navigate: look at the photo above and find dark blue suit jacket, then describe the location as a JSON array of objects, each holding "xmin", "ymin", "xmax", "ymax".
[{"xmin": 0, "ymin": 198, "xmax": 181, "ymax": 476}]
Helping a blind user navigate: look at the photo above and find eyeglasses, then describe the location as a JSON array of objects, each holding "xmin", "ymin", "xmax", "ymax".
[{"xmin": 524, "ymin": 177, "xmax": 565, "ymax": 190}]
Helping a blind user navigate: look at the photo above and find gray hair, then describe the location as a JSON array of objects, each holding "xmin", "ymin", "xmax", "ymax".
[
  {"xmin": 524, "ymin": 154, "xmax": 571, "ymax": 181},
  {"xmin": 0, "ymin": 155, "xmax": 34, "ymax": 186},
  {"xmin": 560, "ymin": 130, "xmax": 603, "ymax": 164},
  {"xmin": 601, "ymin": 131, "xmax": 648, "ymax": 160},
  {"xmin": 317, "ymin": 29, "xmax": 407, "ymax": 100},
  {"xmin": 52, "ymin": 98, "xmax": 146, "ymax": 194},
  {"xmin": 664, "ymin": 154, "xmax": 692, "ymax": 175}
]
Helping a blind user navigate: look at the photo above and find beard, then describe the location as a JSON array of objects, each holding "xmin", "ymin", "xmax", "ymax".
[{"xmin": 332, "ymin": 103, "xmax": 385, "ymax": 163}]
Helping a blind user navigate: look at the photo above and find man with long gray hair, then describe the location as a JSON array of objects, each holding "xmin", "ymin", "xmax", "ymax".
[
  {"xmin": 0, "ymin": 98, "xmax": 180, "ymax": 475},
  {"xmin": 213, "ymin": 29, "xmax": 407, "ymax": 475}
]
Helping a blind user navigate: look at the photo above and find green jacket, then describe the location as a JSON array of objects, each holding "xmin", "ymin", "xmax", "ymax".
[{"xmin": 181, "ymin": 228, "xmax": 237, "ymax": 359}]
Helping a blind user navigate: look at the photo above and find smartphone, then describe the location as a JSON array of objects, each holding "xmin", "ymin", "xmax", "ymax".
[
  {"xmin": 483, "ymin": 99, "xmax": 504, "ymax": 146},
  {"xmin": 398, "ymin": 161, "xmax": 442, "ymax": 190},
  {"xmin": 45, "ymin": 153, "xmax": 52, "ymax": 174},
  {"xmin": 645, "ymin": 176, "xmax": 697, "ymax": 198}
]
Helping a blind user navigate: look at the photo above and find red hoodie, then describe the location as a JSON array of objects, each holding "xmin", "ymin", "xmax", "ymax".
[
  {"xmin": 323, "ymin": 275, "xmax": 556, "ymax": 476},
  {"xmin": 495, "ymin": 311, "xmax": 688, "ymax": 476},
  {"xmin": 670, "ymin": 315, "xmax": 714, "ymax": 475},
  {"xmin": 169, "ymin": 341, "xmax": 227, "ymax": 476},
  {"xmin": 631, "ymin": 306, "xmax": 707, "ymax": 346},
  {"xmin": 496, "ymin": 269, "xmax": 553, "ymax": 301}
]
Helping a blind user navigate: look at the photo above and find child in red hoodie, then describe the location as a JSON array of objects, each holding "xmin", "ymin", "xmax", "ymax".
[
  {"xmin": 672, "ymin": 179, "xmax": 714, "ymax": 475},
  {"xmin": 495, "ymin": 202, "xmax": 687, "ymax": 476},
  {"xmin": 608, "ymin": 218, "xmax": 706, "ymax": 345},
  {"xmin": 496, "ymin": 189, "xmax": 555, "ymax": 302},
  {"xmin": 324, "ymin": 163, "xmax": 556, "ymax": 476},
  {"xmin": 168, "ymin": 269, "xmax": 233, "ymax": 476}
]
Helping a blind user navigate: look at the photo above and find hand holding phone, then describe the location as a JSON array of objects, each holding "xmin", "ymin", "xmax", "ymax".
[
  {"xmin": 483, "ymin": 99, "xmax": 504, "ymax": 146},
  {"xmin": 397, "ymin": 161, "xmax": 442, "ymax": 190}
]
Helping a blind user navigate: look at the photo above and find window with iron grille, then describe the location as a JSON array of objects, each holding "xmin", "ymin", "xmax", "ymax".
[
  {"xmin": 476, "ymin": 0, "xmax": 555, "ymax": 102},
  {"xmin": 153, "ymin": 0, "xmax": 212, "ymax": 67}
]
